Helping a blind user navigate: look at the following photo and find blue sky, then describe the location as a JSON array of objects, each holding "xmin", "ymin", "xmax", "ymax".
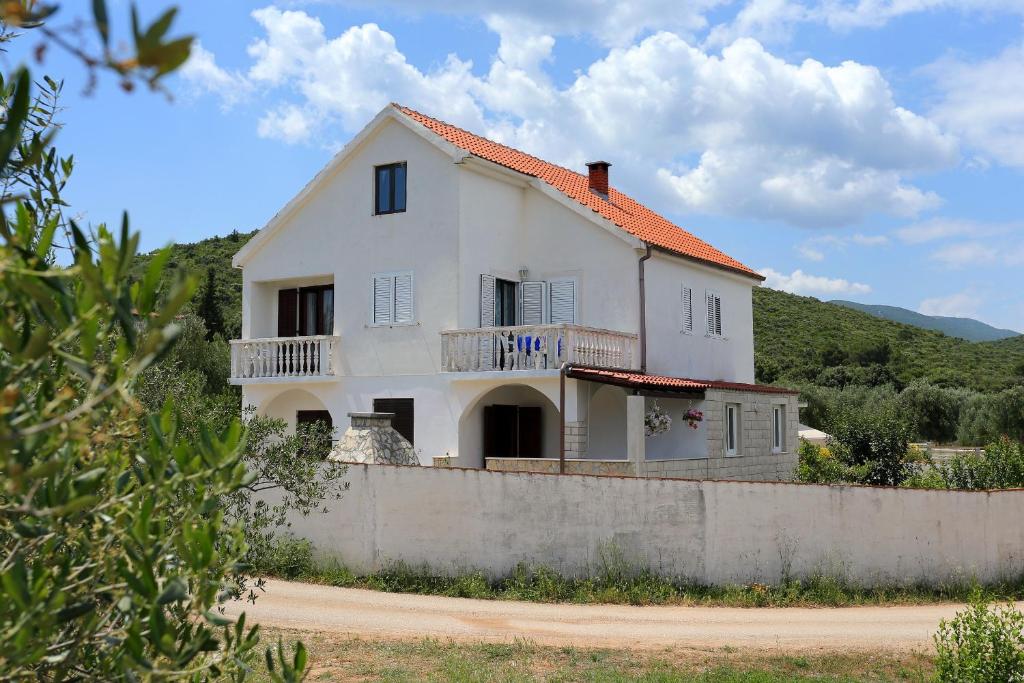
[{"xmin": 9, "ymin": 1, "xmax": 1024, "ymax": 330}]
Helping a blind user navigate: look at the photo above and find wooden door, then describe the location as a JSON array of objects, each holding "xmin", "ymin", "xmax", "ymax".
[
  {"xmin": 517, "ymin": 406, "xmax": 542, "ymax": 458},
  {"xmin": 278, "ymin": 288, "xmax": 298, "ymax": 337}
]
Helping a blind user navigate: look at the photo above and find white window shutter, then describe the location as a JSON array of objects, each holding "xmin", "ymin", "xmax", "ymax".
[
  {"xmin": 706, "ymin": 291, "xmax": 714, "ymax": 335},
  {"xmin": 714, "ymin": 295, "xmax": 723, "ymax": 336},
  {"xmin": 549, "ymin": 279, "xmax": 576, "ymax": 324},
  {"xmin": 373, "ymin": 275, "xmax": 394, "ymax": 325},
  {"xmin": 681, "ymin": 285, "xmax": 693, "ymax": 333},
  {"xmin": 519, "ymin": 281, "xmax": 547, "ymax": 325},
  {"xmin": 393, "ymin": 272, "xmax": 414, "ymax": 323},
  {"xmin": 480, "ymin": 274, "xmax": 496, "ymax": 327}
]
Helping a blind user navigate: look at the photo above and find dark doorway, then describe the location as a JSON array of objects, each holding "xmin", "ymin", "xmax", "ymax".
[
  {"xmin": 483, "ymin": 404, "xmax": 542, "ymax": 459},
  {"xmin": 373, "ymin": 397, "xmax": 414, "ymax": 446}
]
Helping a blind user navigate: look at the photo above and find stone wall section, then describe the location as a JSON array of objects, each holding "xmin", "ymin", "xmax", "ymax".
[
  {"xmin": 563, "ymin": 420, "xmax": 588, "ymax": 457},
  {"xmin": 643, "ymin": 389, "xmax": 799, "ymax": 481}
]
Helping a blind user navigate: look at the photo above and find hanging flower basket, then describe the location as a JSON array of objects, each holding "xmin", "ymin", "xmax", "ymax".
[
  {"xmin": 685, "ymin": 408, "xmax": 704, "ymax": 430},
  {"xmin": 645, "ymin": 401, "xmax": 672, "ymax": 436}
]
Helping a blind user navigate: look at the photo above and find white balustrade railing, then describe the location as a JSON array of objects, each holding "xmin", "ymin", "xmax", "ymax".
[
  {"xmin": 230, "ymin": 335, "xmax": 339, "ymax": 380},
  {"xmin": 441, "ymin": 325, "xmax": 638, "ymax": 372}
]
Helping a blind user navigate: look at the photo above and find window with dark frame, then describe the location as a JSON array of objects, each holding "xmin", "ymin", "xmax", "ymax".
[
  {"xmin": 374, "ymin": 162, "xmax": 407, "ymax": 215},
  {"xmin": 278, "ymin": 285, "xmax": 334, "ymax": 337}
]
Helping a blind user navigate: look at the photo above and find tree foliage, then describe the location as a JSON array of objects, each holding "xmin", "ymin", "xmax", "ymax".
[{"xmin": 0, "ymin": 3, "xmax": 311, "ymax": 679}]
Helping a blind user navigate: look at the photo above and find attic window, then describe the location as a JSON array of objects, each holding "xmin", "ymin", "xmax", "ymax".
[{"xmin": 375, "ymin": 162, "xmax": 407, "ymax": 215}]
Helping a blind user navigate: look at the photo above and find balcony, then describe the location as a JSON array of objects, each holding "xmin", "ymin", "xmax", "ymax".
[
  {"xmin": 441, "ymin": 325, "xmax": 639, "ymax": 373},
  {"xmin": 229, "ymin": 335, "xmax": 340, "ymax": 383}
]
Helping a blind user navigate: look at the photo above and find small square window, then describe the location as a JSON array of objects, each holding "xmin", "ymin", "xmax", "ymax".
[{"xmin": 375, "ymin": 162, "xmax": 407, "ymax": 215}]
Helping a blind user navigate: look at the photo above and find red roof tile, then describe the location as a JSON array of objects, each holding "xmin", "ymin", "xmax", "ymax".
[
  {"xmin": 394, "ymin": 104, "xmax": 762, "ymax": 280},
  {"xmin": 567, "ymin": 367, "xmax": 799, "ymax": 395}
]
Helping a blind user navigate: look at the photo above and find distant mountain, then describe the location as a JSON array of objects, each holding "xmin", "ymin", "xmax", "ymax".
[{"xmin": 828, "ymin": 300, "xmax": 1021, "ymax": 342}]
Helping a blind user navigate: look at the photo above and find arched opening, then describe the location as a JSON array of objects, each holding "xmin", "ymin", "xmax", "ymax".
[
  {"xmin": 458, "ymin": 384, "xmax": 560, "ymax": 469},
  {"xmin": 587, "ymin": 384, "xmax": 627, "ymax": 460},
  {"xmin": 259, "ymin": 388, "xmax": 335, "ymax": 438}
]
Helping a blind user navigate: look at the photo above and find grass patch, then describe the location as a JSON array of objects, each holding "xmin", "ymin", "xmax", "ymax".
[
  {"xmin": 253, "ymin": 537, "xmax": 1024, "ymax": 608},
  {"xmin": 253, "ymin": 629, "xmax": 936, "ymax": 682}
]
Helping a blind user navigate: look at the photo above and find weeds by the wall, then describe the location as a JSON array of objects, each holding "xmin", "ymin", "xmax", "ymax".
[{"xmin": 253, "ymin": 537, "xmax": 1024, "ymax": 608}]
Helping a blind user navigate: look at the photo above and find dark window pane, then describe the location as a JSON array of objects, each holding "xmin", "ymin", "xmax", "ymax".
[
  {"xmin": 376, "ymin": 166, "xmax": 391, "ymax": 213},
  {"xmin": 301, "ymin": 290, "xmax": 318, "ymax": 336},
  {"xmin": 394, "ymin": 164, "xmax": 406, "ymax": 211},
  {"xmin": 322, "ymin": 287, "xmax": 334, "ymax": 335}
]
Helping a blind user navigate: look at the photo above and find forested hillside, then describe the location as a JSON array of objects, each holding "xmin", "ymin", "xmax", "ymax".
[
  {"xmin": 755, "ymin": 288, "xmax": 1024, "ymax": 392},
  {"xmin": 829, "ymin": 299, "xmax": 1020, "ymax": 342}
]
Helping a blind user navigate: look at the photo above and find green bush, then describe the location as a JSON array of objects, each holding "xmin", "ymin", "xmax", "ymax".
[
  {"xmin": 941, "ymin": 438, "xmax": 1024, "ymax": 490},
  {"xmin": 249, "ymin": 537, "xmax": 316, "ymax": 580},
  {"xmin": 795, "ymin": 439, "xmax": 854, "ymax": 484},
  {"xmin": 934, "ymin": 599, "xmax": 1024, "ymax": 682},
  {"xmin": 827, "ymin": 409, "xmax": 912, "ymax": 486},
  {"xmin": 959, "ymin": 386, "xmax": 1024, "ymax": 445},
  {"xmin": 897, "ymin": 381, "xmax": 972, "ymax": 443}
]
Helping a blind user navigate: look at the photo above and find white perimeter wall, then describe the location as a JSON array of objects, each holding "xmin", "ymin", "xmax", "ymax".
[{"xmin": 276, "ymin": 465, "xmax": 1024, "ymax": 586}]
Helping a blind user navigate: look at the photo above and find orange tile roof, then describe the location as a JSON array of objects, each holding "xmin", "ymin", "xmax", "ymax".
[
  {"xmin": 567, "ymin": 367, "xmax": 799, "ymax": 395},
  {"xmin": 394, "ymin": 104, "xmax": 762, "ymax": 280}
]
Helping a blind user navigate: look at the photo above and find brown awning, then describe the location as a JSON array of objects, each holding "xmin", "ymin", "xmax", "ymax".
[{"xmin": 566, "ymin": 366, "xmax": 799, "ymax": 396}]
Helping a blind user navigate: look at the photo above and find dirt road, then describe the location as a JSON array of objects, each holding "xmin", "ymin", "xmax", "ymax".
[{"xmin": 223, "ymin": 579, "xmax": 991, "ymax": 652}]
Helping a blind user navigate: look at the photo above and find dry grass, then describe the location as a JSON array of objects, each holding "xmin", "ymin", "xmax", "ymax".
[{"xmin": 254, "ymin": 627, "xmax": 936, "ymax": 682}]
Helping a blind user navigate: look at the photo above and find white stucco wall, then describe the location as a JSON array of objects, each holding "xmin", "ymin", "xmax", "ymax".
[
  {"xmin": 456, "ymin": 164, "xmax": 639, "ymax": 333},
  {"xmin": 644, "ymin": 251, "xmax": 757, "ymax": 382},
  {"xmin": 275, "ymin": 465, "xmax": 1024, "ymax": 586},
  {"xmin": 239, "ymin": 118, "xmax": 460, "ymax": 377}
]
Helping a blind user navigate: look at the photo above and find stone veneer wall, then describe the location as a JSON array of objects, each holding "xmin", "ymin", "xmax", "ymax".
[
  {"xmin": 564, "ymin": 420, "xmax": 587, "ymax": 457},
  {"xmin": 485, "ymin": 457, "xmax": 632, "ymax": 477},
  {"xmin": 642, "ymin": 389, "xmax": 799, "ymax": 481}
]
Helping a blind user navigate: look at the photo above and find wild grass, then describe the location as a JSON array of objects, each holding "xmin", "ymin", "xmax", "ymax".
[
  {"xmin": 250, "ymin": 537, "xmax": 1024, "ymax": 609},
  {"xmin": 252, "ymin": 629, "xmax": 936, "ymax": 682}
]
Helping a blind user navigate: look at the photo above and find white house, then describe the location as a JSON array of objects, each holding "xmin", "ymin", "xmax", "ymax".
[{"xmin": 230, "ymin": 104, "xmax": 799, "ymax": 481}]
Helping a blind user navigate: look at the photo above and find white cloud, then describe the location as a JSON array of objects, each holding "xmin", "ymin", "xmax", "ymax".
[
  {"xmin": 179, "ymin": 41, "xmax": 252, "ymax": 109},
  {"xmin": 795, "ymin": 232, "xmax": 888, "ymax": 260},
  {"xmin": 929, "ymin": 241, "xmax": 999, "ymax": 268},
  {"xmin": 929, "ymin": 42, "xmax": 1024, "ymax": 168},
  {"xmin": 850, "ymin": 233, "xmax": 889, "ymax": 246},
  {"xmin": 198, "ymin": 7, "xmax": 959, "ymax": 228},
  {"xmin": 919, "ymin": 291, "xmax": 979, "ymax": 318},
  {"xmin": 894, "ymin": 218, "xmax": 982, "ymax": 244},
  {"xmin": 257, "ymin": 104, "xmax": 315, "ymax": 144},
  {"xmin": 797, "ymin": 243, "xmax": 825, "ymax": 260},
  {"xmin": 760, "ymin": 267, "xmax": 872, "ymax": 296}
]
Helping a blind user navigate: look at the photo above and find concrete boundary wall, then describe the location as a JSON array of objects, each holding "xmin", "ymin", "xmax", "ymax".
[{"xmin": 278, "ymin": 464, "xmax": 1024, "ymax": 586}]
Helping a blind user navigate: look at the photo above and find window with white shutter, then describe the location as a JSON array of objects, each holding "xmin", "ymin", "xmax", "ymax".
[
  {"xmin": 479, "ymin": 274, "xmax": 496, "ymax": 327},
  {"xmin": 548, "ymin": 278, "xmax": 576, "ymax": 324},
  {"xmin": 519, "ymin": 281, "xmax": 547, "ymax": 326},
  {"xmin": 371, "ymin": 271, "xmax": 414, "ymax": 325},
  {"xmin": 705, "ymin": 290, "xmax": 723, "ymax": 338},
  {"xmin": 681, "ymin": 284, "xmax": 693, "ymax": 334}
]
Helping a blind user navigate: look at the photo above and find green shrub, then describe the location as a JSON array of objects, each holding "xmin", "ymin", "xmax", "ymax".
[
  {"xmin": 959, "ymin": 387, "xmax": 1024, "ymax": 445},
  {"xmin": 934, "ymin": 599, "xmax": 1024, "ymax": 682},
  {"xmin": 941, "ymin": 438, "xmax": 1024, "ymax": 490},
  {"xmin": 795, "ymin": 439, "xmax": 852, "ymax": 484},
  {"xmin": 249, "ymin": 537, "xmax": 316, "ymax": 579},
  {"xmin": 827, "ymin": 409, "xmax": 912, "ymax": 486},
  {"xmin": 897, "ymin": 381, "xmax": 972, "ymax": 443}
]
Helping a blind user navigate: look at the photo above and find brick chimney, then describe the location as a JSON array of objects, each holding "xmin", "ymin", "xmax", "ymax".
[{"xmin": 586, "ymin": 161, "xmax": 611, "ymax": 196}]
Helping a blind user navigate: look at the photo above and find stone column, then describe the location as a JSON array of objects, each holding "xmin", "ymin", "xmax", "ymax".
[{"xmin": 626, "ymin": 394, "xmax": 646, "ymax": 477}]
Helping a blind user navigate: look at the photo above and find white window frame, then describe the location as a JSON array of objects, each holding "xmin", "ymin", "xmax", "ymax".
[
  {"xmin": 772, "ymin": 404, "xmax": 786, "ymax": 454},
  {"xmin": 370, "ymin": 270, "xmax": 415, "ymax": 326},
  {"xmin": 705, "ymin": 289, "xmax": 724, "ymax": 339},
  {"xmin": 681, "ymin": 284, "xmax": 694, "ymax": 334},
  {"xmin": 725, "ymin": 402, "xmax": 741, "ymax": 457}
]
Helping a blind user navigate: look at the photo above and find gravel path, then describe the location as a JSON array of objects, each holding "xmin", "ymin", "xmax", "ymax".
[{"xmin": 222, "ymin": 579, "xmax": 993, "ymax": 652}]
